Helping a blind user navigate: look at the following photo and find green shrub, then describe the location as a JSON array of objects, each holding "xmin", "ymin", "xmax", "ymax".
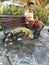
[
  {"xmin": 3, "ymin": 5, "xmax": 26, "ymax": 15},
  {"xmin": 0, "ymin": 25, "xmax": 3, "ymax": 31},
  {"xmin": 44, "ymin": 5, "xmax": 49, "ymax": 16},
  {"xmin": 46, "ymin": 22, "xmax": 49, "ymax": 26},
  {"xmin": 17, "ymin": 7, "xmax": 26, "ymax": 15},
  {"xmin": 33, "ymin": 7, "xmax": 48, "ymax": 24},
  {"xmin": 0, "ymin": 7, "xmax": 3, "ymax": 14},
  {"xmin": 44, "ymin": 5, "xmax": 49, "ymax": 25}
]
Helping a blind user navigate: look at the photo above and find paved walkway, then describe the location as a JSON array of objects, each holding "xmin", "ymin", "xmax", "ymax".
[{"xmin": 0, "ymin": 26, "xmax": 49, "ymax": 65}]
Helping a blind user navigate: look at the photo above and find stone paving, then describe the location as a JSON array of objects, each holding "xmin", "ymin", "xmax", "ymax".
[{"xmin": 0, "ymin": 27, "xmax": 49, "ymax": 65}]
